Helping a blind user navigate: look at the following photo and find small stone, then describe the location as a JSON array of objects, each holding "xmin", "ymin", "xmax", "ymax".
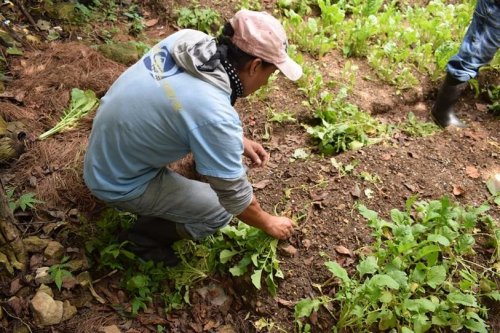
[
  {"xmin": 30, "ymin": 291, "xmax": 63, "ymax": 326},
  {"xmin": 23, "ymin": 236, "xmax": 50, "ymax": 253},
  {"xmin": 280, "ymin": 244, "xmax": 298, "ymax": 257},
  {"xmin": 44, "ymin": 241, "xmax": 65, "ymax": 260}
]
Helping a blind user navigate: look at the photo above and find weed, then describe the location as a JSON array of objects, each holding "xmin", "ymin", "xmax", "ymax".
[
  {"xmin": 400, "ymin": 112, "xmax": 440, "ymax": 137},
  {"xmin": 268, "ymin": 109, "xmax": 296, "ymax": 124},
  {"xmin": 48, "ymin": 256, "xmax": 73, "ymax": 291},
  {"xmin": 176, "ymin": 6, "xmax": 221, "ymax": 35},
  {"xmin": 330, "ymin": 158, "xmax": 358, "ymax": 177},
  {"xmin": 6, "ymin": 187, "xmax": 43, "ymax": 212},
  {"xmin": 123, "ymin": 4, "xmax": 145, "ymax": 36},
  {"xmin": 295, "ymin": 196, "xmax": 499, "ymax": 332},
  {"xmin": 486, "ymin": 85, "xmax": 499, "ymax": 115}
]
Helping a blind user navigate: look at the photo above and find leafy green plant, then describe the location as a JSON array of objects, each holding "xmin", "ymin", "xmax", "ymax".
[
  {"xmin": 176, "ymin": 6, "xmax": 221, "ymax": 35},
  {"xmin": 6, "ymin": 187, "xmax": 43, "ymax": 212},
  {"xmin": 295, "ymin": 196, "xmax": 499, "ymax": 332},
  {"xmin": 218, "ymin": 222, "xmax": 283, "ymax": 296},
  {"xmin": 400, "ymin": 112, "xmax": 440, "ymax": 137},
  {"xmin": 305, "ymin": 86, "xmax": 390, "ymax": 153},
  {"xmin": 330, "ymin": 157, "xmax": 358, "ymax": 177},
  {"xmin": 39, "ymin": 88, "xmax": 99, "ymax": 140},
  {"xmin": 123, "ymin": 4, "xmax": 145, "ymax": 35},
  {"xmin": 48, "ymin": 256, "xmax": 73, "ymax": 291},
  {"xmin": 486, "ymin": 174, "xmax": 500, "ymax": 206},
  {"xmin": 486, "ymin": 85, "xmax": 500, "ymax": 114},
  {"xmin": 268, "ymin": 110, "xmax": 296, "ymax": 123}
]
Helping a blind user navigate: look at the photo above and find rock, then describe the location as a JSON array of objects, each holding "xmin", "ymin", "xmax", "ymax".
[
  {"xmin": 7, "ymin": 296, "xmax": 24, "ymax": 316},
  {"xmin": 44, "ymin": 241, "xmax": 65, "ymax": 260},
  {"xmin": 37, "ymin": 284, "xmax": 54, "ymax": 297},
  {"xmin": 35, "ymin": 267, "xmax": 54, "ymax": 285},
  {"xmin": 67, "ymin": 257, "xmax": 90, "ymax": 271},
  {"xmin": 280, "ymin": 244, "xmax": 298, "ymax": 257},
  {"xmin": 98, "ymin": 42, "xmax": 141, "ymax": 65},
  {"xmin": 9, "ymin": 278, "xmax": 23, "ymax": 295},
  {"xmin": 0, "ymin": 30, "xmax": 18, "ymax": 47},
  {"xmin": 100, "ymin": 325, "xmax": 122, "ymax": 333},
  {"xmin": 23, "ymin": 236, "xmax": 50, "ymax": 253},
  {"xmin": 30, "ymin": 291, "xmax": 63, "ymax": 326},
  {"xmin": 217, "ymin": 325, "xmax": 237, "ymax": 333},
  {"xmin": 62, "ymin": 300, "xmax": 77, "ymax": 322}
]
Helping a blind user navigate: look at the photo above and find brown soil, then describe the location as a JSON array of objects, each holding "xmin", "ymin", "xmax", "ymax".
[{"xmin": 0, "ymin": 1, "xmax": 498, "ymax": 333}]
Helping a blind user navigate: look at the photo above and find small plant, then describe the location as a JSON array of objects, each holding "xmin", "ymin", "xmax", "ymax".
[
  {"xmin": 39, "ymin": 88, "xmax": 99, "ymax": 140},
  {"xmin": 6, "ymin": 187, "xmax": 43, "ymax": 212},
  {"xmin": 295, "ymin": 196, "xmax": 499, "ymax": 332},
  {"xmin": 359, "ymin": 171, "xmax": 381, "ymax": 184},
  {"xmin": 486, "ymin": 85, "xmax": 500, "ymax": 115},
  {"xmin": 330, "ymin": 158, "xmax": 359, "ymax": 177},
  {"xmin": 218, "ymin": 222, "xmax": 284, "ymax": 296},
  {"xmin": 48, "ymin": 256, "xmax": 73, "ymax": 291},
  {"xmin": 268, "ymin": 109, "xmax": 296, "ymax": 124},
  {"xmin": 123, "ymin": 4, "xmax": 145, "ymax": 36},
  {"xmin": 400, "ymin": 112, "xmax": 440, "ymax": 137},
  {"xmin": 176, "ymin": 6, "xmax": 221, "ymax": 35}
]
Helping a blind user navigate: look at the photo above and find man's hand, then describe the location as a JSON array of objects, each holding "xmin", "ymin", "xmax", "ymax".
[
  {"xmin": 261, "ymin": 216, "xmax": 295, "ymax": 240},
  {"xmin": 237, "ymin": 196, "xmax": 294, "ymax": 240},
  {"xmin": 243, "ymin": 137, "xmax": 269, "ymax": 167}
]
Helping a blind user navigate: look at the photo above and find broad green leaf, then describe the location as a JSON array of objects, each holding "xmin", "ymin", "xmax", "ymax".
[
  {"xmin": 325, "ymin": 261, "xmax": 350, "ymax": 283},
  {"xmin": 358, "ymin": 204, "xmax": 378, "ymax": 220},
  {"xmin": 426, "ymin": 265, "xmax": 446, "ymax": 288},
  {"xmin": 266, "ymin": 274, "xmax": 277, "ymax": 296},
  {"xmin": 251, "ymin": 269, "xmax": 263, "ymax": 289},
  {"xmin": 486, "ymin": 176, "xmax": 498, "ymax": 196},
  {"xmin": 219, "ymin": 249, "xmax": 238, "ymax": 264},
  {"xmin": 378, "ymin": 310, "xmax": 396, "ymax": 330},
  {"xmin": 229, "ymin": 255, "xmax": 252, "ymax": 276},
  {"xmin": 401, "ymin": 327, "xmax": 414, "ymax": 333},
  {"xmin": 357, "ymin": 256, "xmax": 378, "ymax": 277},
  {"xmin": 447, "ymin": 291, "xmax": 477, "ymax": 307},
  {"xmin": 369, "ymin": 274, "xmax": 399, "ymax": 289},
  {"xmin": 413, "ymin": 314, "xmax": 431, "ymax": 333},
  {"xmin": 464, "ymin": 312, "xmax": 488, "ymax": 333},
  {"xmin": 294, "ymin": 298, "xmax": 321, "ymax": 318},
  {"xmin": 379, "ymin": 291, "xmax": 393, "ymax": 303},
  {"xmin": 427, "ymin": 234, "xmax": 450, "ymax": 246},
  {"xmin": 387, "ymin": 270, "xmax": 408, "ymax": 290},
  {"xmin": 404, "ymin": 298, "xmax": 437, "ymax": 313},
  {"xmin": 485, "ymin": 291, "xmax": 500, "ymax": 301}
]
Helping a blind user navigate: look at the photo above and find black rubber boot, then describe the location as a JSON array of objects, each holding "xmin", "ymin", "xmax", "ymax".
[
  {"xmin": 431, "ymin": 73, "xmax": 468, "ymax": 128},
  {"xmin": 119, "ymin": 216, "xmax": 187, "ymax": 267}
]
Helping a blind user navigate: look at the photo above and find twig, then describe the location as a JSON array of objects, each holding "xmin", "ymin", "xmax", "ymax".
[
  {"xmin": 12, "ymin": 0, "xmax": 39, "ymax": 31},
  {"xmin": 1, "ymin": 305, "xmax": 33, "ymax": 333},
  {"xmin": 93, "ymin": 269, "xmax": 118, "ymax": 284}
]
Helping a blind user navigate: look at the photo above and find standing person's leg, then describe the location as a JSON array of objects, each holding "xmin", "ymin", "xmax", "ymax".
[{"xmin": 432, "ymin": 0, "xmax": 500, "ymax": 127}]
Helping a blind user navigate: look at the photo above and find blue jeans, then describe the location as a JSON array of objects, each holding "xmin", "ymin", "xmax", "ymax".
[
  {"xmin": 111, "ymin": 168, "xmax": 232, "ymax": 240},
  {"xmin": 447, "ymin": 0, "xmax": 500, "ymax": 82}
]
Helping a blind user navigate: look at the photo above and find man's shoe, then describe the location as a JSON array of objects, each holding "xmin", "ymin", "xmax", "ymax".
[
  {"xmin": 118, "ymin": 230, "xmax": 180, "ymax": 267},
  {"xmin": 431, "ymin": 73, "xmax": 468, "ymax": 128}
]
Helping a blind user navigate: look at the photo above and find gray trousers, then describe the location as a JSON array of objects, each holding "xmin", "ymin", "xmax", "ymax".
[{"xmin": 110, "ymin": 168, "xmax": 232, "ymax": 240}]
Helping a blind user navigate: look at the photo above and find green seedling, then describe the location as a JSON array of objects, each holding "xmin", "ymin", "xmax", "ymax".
[
  {"xmin": 39, "ymin": 88, "xmax": 99, "ymax": 140},
  {"xmin": 400, "ymin": 112, "xmax": 440, "ymax": 137},
  {"xmin": 48, "ymin": 256, "xmax": 73, "ymax": 291},
  {"xmin": 330, "ymin": 158, "xmax": 359, "ymax": 177},
  {"xmin": 123, "ymin": 5, "xmax": 145, "ymax": 35},
  {"xmin": 268, "ymin": 109, "xmax": 296, "ymax": 124},
  {"xmin": 294, "ymin": 196, "xmax": 499, "ymax": 332},
  {"xmin": 359, "ymin": 171, "xmax": 381, "ymax": 184},
  {"xmin": 6, "ymin": 187, "xmax": 43, "ymax": 212},
  {"xmin": 176, "ymin": 6, "xmax": 221, "ymax": 34}
]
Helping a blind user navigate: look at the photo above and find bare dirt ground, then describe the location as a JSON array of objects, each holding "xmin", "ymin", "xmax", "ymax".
[{"xmin": 0, "ymin": 1, "xmax": 498, "ymax": 333}]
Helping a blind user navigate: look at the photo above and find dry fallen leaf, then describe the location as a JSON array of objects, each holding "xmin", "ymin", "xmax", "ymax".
[
  {"xmin": 253, "ymin": 179, "xmax": 271, "ymax": 190},
  {"xmin": 452, "ymin": 185, "xmax": 465, "ymax": 196},
  {"xmin": 351, "ymin": 183, "xmax": 361, "ymax": 198},
  {"xmin": 465, "ymin": 165, "xmax": 480, "ymax": 179},
  {"xmin": 381, "ymin": 153, "xmax": 391, "ymax": 161},
  {"xmin": 334, "ymin": 245, "xmax": 353, "ymax": 256},
  {"xmin": 145, "ymin": 18, "xmax": 159, "ymax": 27}
]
